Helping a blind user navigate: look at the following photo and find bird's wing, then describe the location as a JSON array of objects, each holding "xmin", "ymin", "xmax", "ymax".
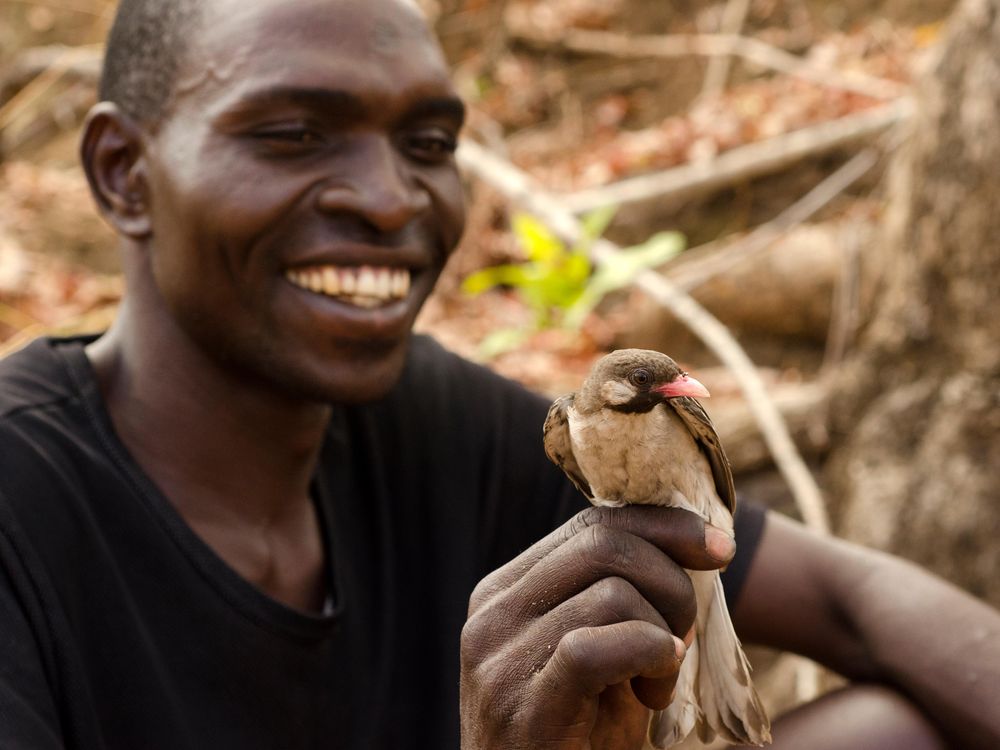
[
  {"xmin": 543, "ymin": 394, "xmax": 594, "ymax": 500},
  {"xmin": 666, "ymin": 396, "xmax": 736, "ymax": 514}
]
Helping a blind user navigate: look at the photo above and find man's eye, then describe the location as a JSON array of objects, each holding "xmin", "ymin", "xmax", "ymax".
[
  {"xmin": 251, "ymin": 127, "xmax": 325, "ymax": 149},
  {"xmin": 403, "ymin": 130, "xmax": 458, "ymax": 161}
]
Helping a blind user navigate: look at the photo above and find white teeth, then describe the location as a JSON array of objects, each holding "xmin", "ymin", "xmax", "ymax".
[
  {"xmin": 322, "ymin": 267, "xmax": 340, "ymax": 296},
  {"xmin": 308, "ymin": 270, "xmax": 324, "ymax": 293},
  {"xmin": 341, "ymin": 268, "xmax": 357, "ymax": 295},
  {"xmin": 348, "ymin": 295, "xmax": 381, "ymax": 309},
  {"xmin": 356, "ymin": 267, "xmax": 377, "ymax": 296},
  {"xmin": 393, "ymin": 269, "xmax": 410, "ymax": 298},
  {"xmin": 285, "ymin": 265, "xmax": 411, "ymax": 306},
  {"xmin": 376, "ymin": 268, "xmax": 391, "ymax": 299}
]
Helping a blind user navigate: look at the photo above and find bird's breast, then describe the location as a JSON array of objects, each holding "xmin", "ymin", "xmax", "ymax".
[{"xmin": 568, "ymin": 405, "xmax": 719, "ymax": 516}]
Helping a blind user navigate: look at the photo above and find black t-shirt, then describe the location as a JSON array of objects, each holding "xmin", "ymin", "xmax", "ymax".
[{"xmin": 0, "ymin": 335, "xmax": 764, "ymax": 749}]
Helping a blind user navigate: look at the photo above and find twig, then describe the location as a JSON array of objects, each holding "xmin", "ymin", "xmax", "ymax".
[
  {"xmin": 1, "ymin": 45, "xmax": 103, "ymax": 91},
  {"xmin": 457, "ymin": 139, "xmax": 831, "ymax": 534},
  {"xmin": 560, "ymin": 99, "xmax": 913, "ymax": 214},
  {"xmin": 3, "ymin": 0, "xmax": 105, "ymax": 16},
  {"xmin": 823, "ymin": 217, "xmax": 866, "ymax": 371},
  {"xmin": 0, "ymin": 46, "xmax": 100, "ymax": 133},
  {"xmin": 701, "ymin": 0, "xmax": 753, "ymax": 99},
  {"xmin": 669, "ymin": 147, "xmax": 881, "ymax": 293},
  {"xmin": 0, "ymin": 301, "xmax": 42, "ymax": 331},
  {"xmin": 510, "ymin": 25, "xmax": 906, "ymax": 102},
  {"xmin": 712, "ymin": 381, "xmax": 831, "ymax": 473}
]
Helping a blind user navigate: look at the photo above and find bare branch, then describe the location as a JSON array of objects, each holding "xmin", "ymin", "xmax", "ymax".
[
  {"xmin": 700, "ymin": 0, "xmax": 753, "ymax": 99},
  {"xmin": 457, "ymin": 139, "xmax": 832, "ymax": 533},
  {"xmin": 669, "ymin": 147, "xmax": 881, "ymax": 293},
  {"xmin": 559, "ymin": 99, "xmax": 913, "ymax": 215},
  {"xmin": 509, "ymin": 24, "xmax": 907, "ymax": 102}
]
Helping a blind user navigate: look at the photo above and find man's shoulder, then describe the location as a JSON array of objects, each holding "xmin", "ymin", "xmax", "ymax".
[
  {"xmin": 0, "ymin": 336, "xmax": 84, "ymax": 420},
  {"xmin": 0, "ymin": 336, "xmax": 99, "ymax": 509}
]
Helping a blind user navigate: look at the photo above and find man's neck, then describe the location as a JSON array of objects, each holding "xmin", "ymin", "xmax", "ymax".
[
  {"xmin": 86, "ymin": 311, "xmax": 331, "ymax": 524},
  {"xmin": 86, "ymin": 306, "xmax": 335, "ymax": 612}
]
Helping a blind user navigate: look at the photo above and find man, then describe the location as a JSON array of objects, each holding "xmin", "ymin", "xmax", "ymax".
[{"xmin": 0, "ymin": 0, "xmax": 997, "ymax": 748}]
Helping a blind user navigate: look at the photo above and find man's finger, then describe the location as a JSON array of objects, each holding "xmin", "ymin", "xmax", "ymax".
[
  {"xmin": 535, "ymin": 621, "xmax": 681, "ymax": 705},
  {"xmin": 470, "ymin": 505, "xmax": 733, "ymax": 612},
  {"xmin": 631, "ymin": 673, "xmax": 678, "ymax": 711},
  {"xmin": 479, "ymin": 524, "xmax": 697, "ymax": 640}
]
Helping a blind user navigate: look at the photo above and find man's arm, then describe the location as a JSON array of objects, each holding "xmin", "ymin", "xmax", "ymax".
[{"xmin": 733, "ymin": 511, "xmax": 1000, "ymax": 749}]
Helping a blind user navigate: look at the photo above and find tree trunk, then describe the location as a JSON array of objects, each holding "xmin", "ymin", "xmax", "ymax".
[{"xmin": 827, "ymin": 0, "xmax": 1000, "ymax": 604}]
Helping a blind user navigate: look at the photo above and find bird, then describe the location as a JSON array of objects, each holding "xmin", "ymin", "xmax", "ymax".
[{"xmin": 543, "ymin": 348, "xmax": 770, "ymax": 748}]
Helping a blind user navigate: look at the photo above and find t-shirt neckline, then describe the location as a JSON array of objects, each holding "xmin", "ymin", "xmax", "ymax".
[{"xmin": 54, "ymin": 336, "xmax": 345, "ymax": 640}]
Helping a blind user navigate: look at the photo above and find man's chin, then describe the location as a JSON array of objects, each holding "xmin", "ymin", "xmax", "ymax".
[{"xmin": 283, "ymin": 339, "xmax": 411, "ymax": 406}]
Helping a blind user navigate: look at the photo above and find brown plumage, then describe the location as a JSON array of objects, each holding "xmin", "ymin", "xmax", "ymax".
[{"xmin": 543, "ymin": 348, "xmax": 770, "ymax": 748}]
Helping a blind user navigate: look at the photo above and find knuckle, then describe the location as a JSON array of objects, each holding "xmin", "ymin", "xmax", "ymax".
[
  {"xmin": 566, "ymin": 507, "xmax": 597, "ymax": 538},
  {"xmin": 569, "ymin": 505, "xmax": 615, "ymax": 535},
  {"xmin": 467, "ymin": 569, "xmax": 506, "ymax": 615},
  {"xmin": 673, "ymin": 572, "xmax": 697, "ymax": 628},
  {"xmin": 459, "ymin": 614, "xmax": 486, "ymax": 665},
  {"xmin": 460, "ymin": 607, "xmax": 502, "ymax": 667},
  {"xmin": 586, "ymin": 575, "xmax": 643, "ymax": 621},
  {"xmin": 648, "ymin": 564, "xmax": 696, "ymax": 635},
  {"xmin": 467, "ymin": 578, "xmax": 493, "ymax": 615},
  {"xmin": 555, "ymin": 626, "xmax": 599, "ymax": 674},
  {"xmin": 578, "ymin": 523, "xmax": 632, "ymax": 571}
]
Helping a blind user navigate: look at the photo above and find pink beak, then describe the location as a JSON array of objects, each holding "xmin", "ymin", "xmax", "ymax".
[{"xmin": 654, "ymin": 374, "xmax": 711, "ymax": 399}]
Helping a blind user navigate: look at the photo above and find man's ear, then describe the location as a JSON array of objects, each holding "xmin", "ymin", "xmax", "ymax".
[{"xmin": 80, "ymin": 102, "xmax": 152, "ymax": 239}]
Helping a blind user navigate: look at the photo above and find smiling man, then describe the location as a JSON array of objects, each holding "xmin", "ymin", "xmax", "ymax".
[{"xmin": 1, "ymin": 1, "xmax": 1000, "ymax": 749}]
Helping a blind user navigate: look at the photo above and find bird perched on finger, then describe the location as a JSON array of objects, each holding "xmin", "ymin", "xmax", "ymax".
[{"xmin": 543, "ymin": 348, "xmax": 770, "ymax": 748}]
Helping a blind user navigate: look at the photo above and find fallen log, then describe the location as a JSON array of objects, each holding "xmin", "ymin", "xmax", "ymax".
[
  {"xmin": 618, "ymin": 221, "xmax": 872, "ymax": 357},
  {"xmin": 708, "ymin": 379, "xmax": 832, "ymax": 474}
]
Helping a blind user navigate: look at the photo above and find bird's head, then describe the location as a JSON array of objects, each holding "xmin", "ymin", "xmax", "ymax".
[{"xmin": 577, "ymin": 348, "xmax": 710, "ymax": 414}]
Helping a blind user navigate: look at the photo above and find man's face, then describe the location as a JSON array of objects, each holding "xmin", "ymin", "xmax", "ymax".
[{"xmin": 139, "ymin": 0, "xmax": 466, "ymax": 403}]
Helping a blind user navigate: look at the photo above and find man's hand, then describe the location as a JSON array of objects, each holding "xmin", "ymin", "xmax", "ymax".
[{"xmin": 460, "ymin": 506, "xmax": 736, "ymax": 749}]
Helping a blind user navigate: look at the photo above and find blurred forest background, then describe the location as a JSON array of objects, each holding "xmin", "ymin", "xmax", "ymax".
[{"xmin": 2, "ymin": 0, "xmax": 998, "ymax": 738}]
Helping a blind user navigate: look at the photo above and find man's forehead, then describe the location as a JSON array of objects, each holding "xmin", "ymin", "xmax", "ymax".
[
  {"xmin": 169, "ymin": 0, "xmax": 449, "ymax": 113},
  {"xmin": 200, "ymin": 0, "xmax": 433, "ymax": 43}
]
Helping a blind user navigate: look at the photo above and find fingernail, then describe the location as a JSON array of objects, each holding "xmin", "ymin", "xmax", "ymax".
[
  {"xmin": 672, "ymin": 635, "xmax": 686, "ymax": 660},
  {"xmin": 705, "ymin": 525, "xmax": 736, "ymax": 562},
  {"xmin": 683, "ymin": 625, "xmax": 695, "ymax": 649}
]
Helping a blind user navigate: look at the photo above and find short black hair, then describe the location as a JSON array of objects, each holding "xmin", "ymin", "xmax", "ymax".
[{"xmin": 98, "ymin": 0, "xmax": 203, "ymax": 124}]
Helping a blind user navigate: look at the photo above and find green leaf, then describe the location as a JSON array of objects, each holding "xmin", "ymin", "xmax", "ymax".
[
  {"xmin": 465, "ymin": 211, "xmax": 682, "ymax": 343},
  {"xmin": 461, "ymin": 264, "xmax": 533, "ymax": 295},
  {"xmin": 591, "ymin": 231, "xmax": 684, "ymax": 293},
  {"xmin": 578, "ymin": 205, "xmax": 618, "ymax": 246},
  {"xmin": 563, "ymin": 251, "xmax": 592, "ymax": 284},
  {"xmin": 563, "ymin": 231, "xmax": 685, "ymax": 327},
  {"xmin": 512, "ymin": 213, "xmax": 564, "ymax": 263}
]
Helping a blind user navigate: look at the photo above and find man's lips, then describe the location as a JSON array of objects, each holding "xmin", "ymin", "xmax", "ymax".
[{"xmin": 285, "ymin": 264, "xmax": 412, "ymax": 308}]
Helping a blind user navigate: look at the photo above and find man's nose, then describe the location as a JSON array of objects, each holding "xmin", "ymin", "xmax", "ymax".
[{"xmin": 314, "ymin": 137, "xmax": 430, "ymax": 233}]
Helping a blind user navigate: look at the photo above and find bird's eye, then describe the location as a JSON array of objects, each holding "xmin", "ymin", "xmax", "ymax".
[{"xmin": 630, "ymin": 368, "xmax": 652, "ymax": 388}]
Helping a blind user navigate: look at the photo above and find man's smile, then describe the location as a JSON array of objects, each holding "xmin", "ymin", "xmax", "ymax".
[{"xmin": 284, "ymin": 265, "xmax": 412, "ymax": 309}]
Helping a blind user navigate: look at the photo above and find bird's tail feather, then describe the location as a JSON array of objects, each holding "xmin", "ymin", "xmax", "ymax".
[
  {"xmin": 647, "ymin": 572, "xmax": 771, "ymax": 748},
  {"xmin": 695, "ymin": 573, "xmax": 770, "ymax": 746}
]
